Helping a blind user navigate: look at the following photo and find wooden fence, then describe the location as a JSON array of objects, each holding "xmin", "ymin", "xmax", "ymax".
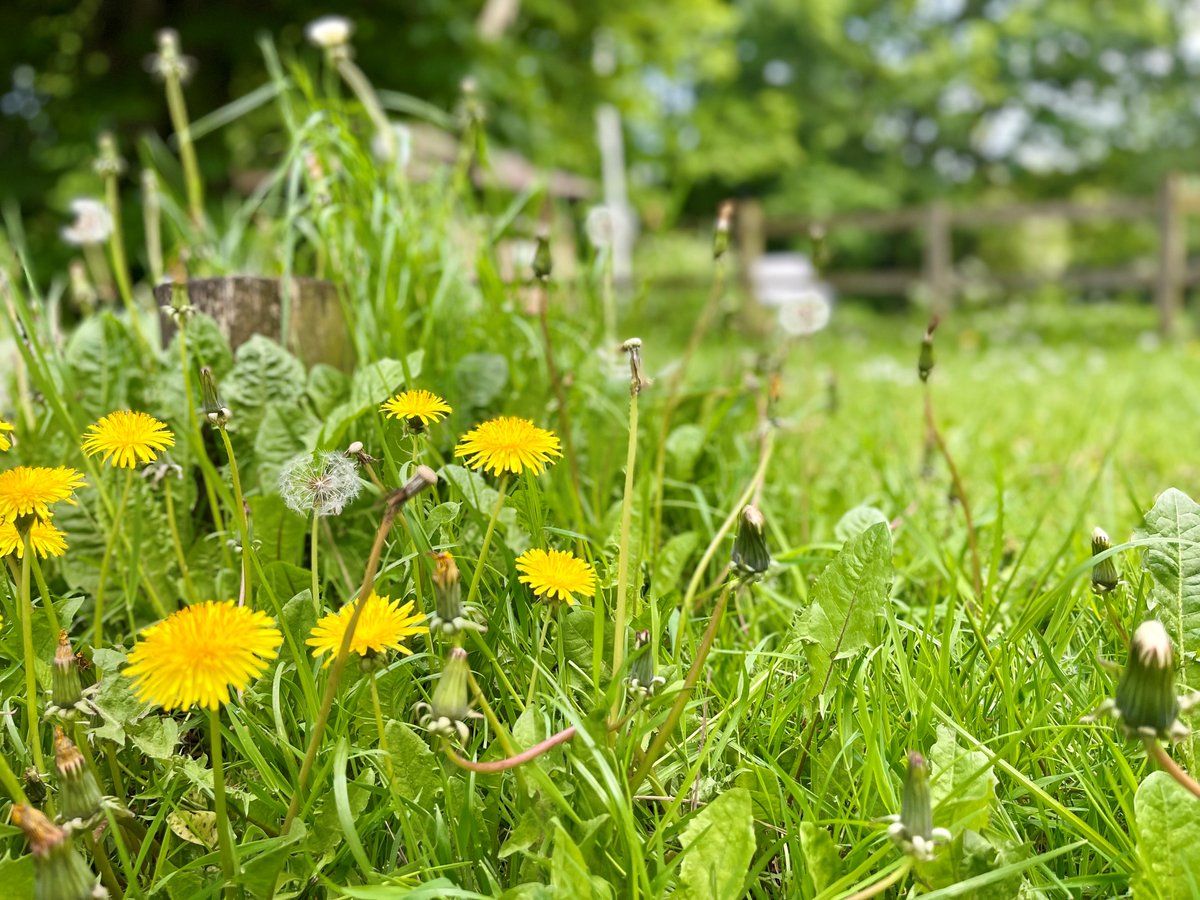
[{"xmin": 736, "ymin": 172, "xmax": 1200, "ymax": 337}]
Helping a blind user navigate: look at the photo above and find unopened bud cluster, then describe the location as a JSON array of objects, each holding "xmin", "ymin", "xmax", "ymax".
[
  {"xmin": 885, "ymin": 752, "xmax": 951, "ymax": 861},
  {"xmin": 428, "ymin": 552, "xmax": 485, "ymax": 635},
  {"xmin": 417, "ymin": 647, "xmax": 477, "ymax": 744},
  {"xmin": 626, "ymin": 630, "xmax": 665, "ymax": 700}
]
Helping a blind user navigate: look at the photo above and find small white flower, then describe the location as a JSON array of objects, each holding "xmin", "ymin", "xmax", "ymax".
[
  {"xmin": 778, "ymin": 289, "xmax": 833, "ymax": 337},
  {"xmin": 586, "ymin": 206, "xmax": 615, "ymax": 248},
  {"xmin": 306, "ymin": 15, "xmax": 353, "ymax": 49},
  {"xmin": 61, "ymin": 199, "xmax": 112, "ymax": 246},
  {"xmin": 279, "ymin": 450, "xmax": 362, "ymax": 517}
]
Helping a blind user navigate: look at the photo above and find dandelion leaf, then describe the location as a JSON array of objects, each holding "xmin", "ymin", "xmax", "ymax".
[
  {"xmin": 223, "ymin": 335, "xmax": 306, "ymax": 432},
  {"xmin": 1137, "ymin": 488, "xmax": 1200, "ymax": 676},
  {"xmin": 834, "ymin": 505, "xmax": 889, "ymax": 543},
  {"xmin": 455, "ymin": 352, "xmax": 510, "ymax": 408},
  {"xmin": 678, "ymin": 786, "xmax": 755, "ymax": 900},
  {"xmin": 0, "ymin": 853, "xmax": 32, "ymax": 900},
  {"xmin": 383, "ymin": 721, "xmax": 441, "ymax": 804},
  {"xmin": 798, "ymin": 822, "xmax": 840, "ymax": 894},
  {"xmin": 1134, "ymin": 770, "xmax": 1200, "ymax": 898},
  {"xmin": 929, "ymin": 725, "xmax": 997, "ymax": 834}
]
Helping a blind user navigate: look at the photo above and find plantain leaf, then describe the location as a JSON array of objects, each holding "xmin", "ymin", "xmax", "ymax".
[
  {"xmin": 1134, "ymin": 771, "xmax": 1200, "ymax": 898},
  {"xmin": 678, "ymin": 787, "xmax": 756, "ymax": 900}
]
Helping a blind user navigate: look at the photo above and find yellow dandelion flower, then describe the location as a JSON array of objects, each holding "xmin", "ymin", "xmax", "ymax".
[
  {"xmin": 82, "ymin": 410, "xmax": 175, "ymax": 469},
  {"xmin": 454, "ymin": 416, "xmax": 561, "ymax": 476},
  {"xmin": 381, "ymin": 390, "xmax": 452, "ymax": 427},
  {"xmin": 515, "ymin": 548, "xmax": 597, "ymax": 605},
  {"xmin": 0, "ymin": 466, "xmax": 85, "ymax": 522},
  {"xmin": 0, "ymin": 519, "xmax": 68, "ymax": 559},
  {"xmin": 307, "ymin": 591, "xmax": 425, "ymax": 665},
  {"xmin": 124, "ymin": 601, "xmax": 282, "ymax": 710},
  {"xmin": 0, "ymin": 419, "xmax": 13, "ymax": 452}
]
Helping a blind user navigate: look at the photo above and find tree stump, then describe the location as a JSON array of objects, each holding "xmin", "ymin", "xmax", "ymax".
[{"xmin": 155, "ymin": 276, "xmax": 353, "ymax": 371}]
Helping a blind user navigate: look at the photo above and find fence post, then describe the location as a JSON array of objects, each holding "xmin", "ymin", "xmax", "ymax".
[
  {"xmin": 923, "ymin": 202, "xmax": 952, "ymax": 316},
  {"xmin": 1156, "ymin": 171, "xmax": 1185, "ymax": 339},
  {"xmin": 736, "ymin": 199, "xmax": 765, "ymax": 298}
]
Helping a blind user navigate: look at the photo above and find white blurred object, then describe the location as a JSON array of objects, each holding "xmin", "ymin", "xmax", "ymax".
[
  {"xmin": 751, "ymin": 253, "xmax": 821, "ymax": 306},
  {"xmin": 61, "ymin": 198, "xmax": 112, "ymax": 246},
  {"xmin": 778, "ymin": 289, "xmax": 833, "ymax": 337},
  {"xmin": 585, "ymin": 205, "xmax": 615, "ymax": 249},
  {"xmin": 372, "ymin": 122, "xmax": 413, "ymax": 169},
  {"xmin": 306, "ymin": 15, "xmax": 353, "ymax": 49}
]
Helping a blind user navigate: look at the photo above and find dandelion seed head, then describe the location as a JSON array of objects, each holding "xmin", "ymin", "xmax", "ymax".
[
  {"xmin": 61, "ymin": 199, "xmax": 112, "ymax": 246},
  {"xmin": 279, "ymin": 450, "xmax": 362, "ymax": 516},
  {"xmin": 306, "ymin": 15, "xmax": 353, "ymax": 49}
]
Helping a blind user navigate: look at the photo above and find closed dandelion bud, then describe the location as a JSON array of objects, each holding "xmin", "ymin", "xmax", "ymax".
[
  {"xmin": 94, "ymin": 132, "xmax": 125, "ymax": 180},
  {"xmin": 12, "ymin": 805, "xmax": 103, "ymax": 900},
  {"xmin": 199, "ymin": 367, "xmax": 231, "ymax": 427},
  {"xmin": 428, "ymin": 551, "xmax": 482, "ymax": 634},
  {"xmin": 1113, "ymin": 621, "xmax": 1187, "ymax": 741},
  {"xmin": 627, "ymin": 630, "xmax": 665, "ymax": 699},
  {"xmin": 1091, "ymin": 527, "xmax": 1119, "ymax": 594},
  {"xmin": 532, "ymin": 232, "xmax": 552, "ymax": 282},
  {"xmin": 54, "ymin": 729, "xmax": 103, "ymax": 825},
  {"xmin": 732, "ymin": 505, "xmax": 770, "ymax": 576},
  {"xmin": 419, "ymin": 647, "xmax": 474, "ymax": 743},
  {"xmin": 713, "ymin": 200, "xmax": 733, "ymax": 260},
  {"xmin": 918, "ymin": 317, "xmax": 938, "ymax": 382},
  {"xmin": 52, "ymin": 631, "xmax": 83, "ymax": 712},
  {"xmin": 886, "ymin": 752, "xmax": 950, "ymax": 861}
]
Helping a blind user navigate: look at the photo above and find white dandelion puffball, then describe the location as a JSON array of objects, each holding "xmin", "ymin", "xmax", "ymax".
[
  {"xmin": 371, "ymin": 122, "xmax": 413, "ymax": 169},
  {"xmin": 585, "ymin": 206, "xmax": 615, "ymax": 248},
  {"xmin": 751, "ymin": 252, "xmax": 818, "ymax": 307},
  {"xmin": 279, "ymin": 450, "xmax": 362, "ymax": 517},
  {"xmin": 61, "ymin": 199, "xmax": 112, "ymax": 246},
  {"xmin": 306, "ymin": 15, "xmax": 353, "ymax": 49},
  {"xmin": 778, "ymin": 289, "xmax": 833, "ymax": 337}
]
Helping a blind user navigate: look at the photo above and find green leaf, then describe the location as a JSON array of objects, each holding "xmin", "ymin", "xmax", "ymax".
[
  {"xmin": 383, "ymin": 720, "xmax": 441, "ymax": 803},
  {"xmin": 223, "ymin": 335, "xmax": 306, "ymax": 432},
  {"xmin": 128, "ymin": 715, "xmax": 180, "ymax": 760},
  {"xmin": 1138, "ymin": 488, "xmax": 1200, "ymax": 671},
  {"xmin": 792, "ymin": 521, "xmax": 893, "ymax": 702},
  {"xmin": 251, "ymin": 496, "xmax": 308, "ymax": 567},
  {"xmin": 261, "ymin": 561, "xmax": 312, "ymax": 606},
  {"xmin": 798, "ymin": 822, "xmax": 840, "ymax": 894},
  {"xmin": 834, "ymin": 505, "xmax": 889, "ymax": 543},
  {"xmin": 64, "ymin": 312, "xmax": 140, "ymax": 416},
  {"xmin": 91, "ymin": 648, "xmax": 154, "ymax": 746},
  {"xmin": 919, "ymin": 830, "xmax": 1028, "ymax": 899},
  {"xmin": 550, "ymin": 822, "xmax": 607, "ymax": 899},
  {"xmin": 0, "ymin": 852, "xmax": 33, "ymax": 900},
  {"xmin": 1135, "ymin": 771, "xmax": 1200, "ymax": 898},
  {"xmin": 665, "ymin": 424, "xmax": 706, "ymax": 480},
  {"xmin": 499, "ymin": 806, "xmax": 548, "ymax": 859},
  {"xmin": 678, "ymin": 787, "xmax": 756, "ymax": 900},
  {"xmin": 929, "ymin": 725, "xmax": 997, "ymax": 834},
  {"xmin": 307, "ymin": 363, "xmax": 350, "ymax": 417},
  {"xmin": 254, "ymin": 404, "xmax": 321, "ymax": 491},
  {"xmin": 454, "ymin": 352, "xmax": 510, "ymax": 408},
  {"xmin": 439, "ymin": 464, "xmax": 516, "ymax": 527},
  {"xmin": 349, "ymin": 352, "xmax": 425, "ymax": 409}
]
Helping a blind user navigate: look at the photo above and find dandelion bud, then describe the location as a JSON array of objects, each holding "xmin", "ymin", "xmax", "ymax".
[
  {"xmin": 532, "ymin": 232, "xmax": 552, "ymax": 282},
  {"xmin": 419, "ymin": 647, "xmax": 473, "ymax": 743},
  {"xmin": 93, "ymin": 132, "xmax": 125, "ymax": 180},
  {"xmin": 390, "ymin": 465, "xmax": 438, "ymax": 509},
  {"xmin": 1091, "ymin": 527, "xmax": 1119, "ymax": 594},
  {"xmin": 306, "ymin": 15, "xmax": 354, "ymax": 50},
  {"xmin": 12, "ymin": 804, "xmax": 103, "ymax": 900},
  {"xmin": 68, "ymin": 261, "xmax": 96, "ymax": 314},
  {"xmin": 428, "ymin": 552, "xmax": 485, "ymax": 635},
  {"xmin": 199, "ymin": 367, "xmax": 231, "ymax": 427},
  {"xmin": 886, "ymin": 752, "xmax": 950, "ymax": 861},
  {"xmin": 732, "ymin": 505, "xmax": 770, "ymax": 576},
  {"xmin": 1113, "ymin": 621, "xmax": 1187, "ymax": 741},
  {"xmin": 52, "ymin": 632, "xmax": 83, "ymax": 712},
  {"xmin": 627, "ymin": 630, "xmax": 665, "ymax": 700},
  {"xmin": 918, "ymin": 317, "xmax": 939, "ymax": 382},
  {"xmin": 713, "ymin": 200, "xmax": 734, "ymax": 260},
  {"xmin": 54, "ymin": 729, "xmax": 103, "ymax": 825}
]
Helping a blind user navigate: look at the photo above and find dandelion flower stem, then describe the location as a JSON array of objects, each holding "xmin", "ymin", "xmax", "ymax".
[
  {"xmin": 310, "ymin": 512, "xmax": 321, "ymax": 615},
  {"xmin": 18, "ymin": 542, "xmax": 45, "ymax": 774},
  {"xmin": 29, "ymin": 554, "xmax": 59, "ymax": 635},
  {"xmin": 217, "ymin": 426, "xmax": 253, "ymax": 606},
  {"xmin": 610, "ymin": 383, "xmax": 639, "ymax": 704},
  {"xmin": 164, "ymin": 61, "xmax": 204, "ymax": 224},
  {"xmin": 103, "ymin": 165, "xmax": 148, "ymax": 351},
  {"xmin": 95, "ymin": 468, "xmax": 135, "ymax": 647},
  {"xmin": 463, "ymin": 474, "xmax": 509, "ymax": 612},
  {"xmin": 163, "ymin": 477, "xmax": 198, "ymax": 604},
  {"xmin": 335, "ymin": 57, "xmax": 396, "ymax": 161},
  {"xmin": 1144, "ymin": 738, "xmax": 1200, "ymax": 800},
  {"xmin": 924, "ymin": 387, "xmax": 983, "ymax": 603},
  {"xmin": 368, "ymin": 672, "xmax": 393, "ymax": 784},
  {"xmin": 209, "ymin": 709, "xmax": 236, "ymax": 896},
  {"xmin": 527, "ymin": 608, "xmax": 553, "ymax": 707}
]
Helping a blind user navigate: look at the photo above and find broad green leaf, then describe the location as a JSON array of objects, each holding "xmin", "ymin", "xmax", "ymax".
[
  {"xmin": 798, "ymin": 822, "xmax": 840, "ymax": 894},
  {"xmin": 64, "ymin": 312, "xmax": 140, "ymax": 416},
  {"xmin": 439, "ymin": 464, "xmax": 516, "ymax": 527},
  {"xmin": 91, "ymin": 647, "xmax": 154, "ymax": 746},
  {"xmin": 678, "ymin": 786, "xmax": 756, "ymax": 900},
  {"xmin": 348, "ymin": 352, "xmax": 425, "ymax": 409},
  {"xmin": 307, "ymin": 363, "xmax": 350, "ymax": 417},
  {"xmin": 251, "ymin": 496, "xmax": 308, "ymax": 567},
  {"xmin": 920, "ymin": 830, "xmax": 1027, "ymax": 898},
  {"xmin": 254, "ymin": 404, "xmax": 321, "ymax": 491},
  {"xmin": 834, "ymin": 505, "xmax": 889, "ymax": 543},
  {"xmin": 454, "ymin": 352, "xmax": 510, "ymax": 408},
  {"xmin": 0, "ymin": 852, "xmax": 33, "ymax": 900},
  {"xmin": 793, "ymin": 521, "xmax": 893, "ymax": 702},
  {"xmin": 665, "ymin": 424, "xmax": 706, "ymax": 480},
  {"xmin": 1138, "ymin": 488, "xmax": 1200, "ymax": 671},
  {"xmin": 178, "ymin": 312, "xmax": 234, "ymax": 374},
  {"xmin": 223, "ymin": 335, "xmax": 306, "ymax": 432},
  {"xmin": 128, "ymin": 715, "xmax": 180, "ymax": 760},
  {"xmin": 1134, "ymin": 771, "xmax": 1200, "ymax": 898},
  {"xmin": 929, "ymin": 725, "xmax": 997, "ymax": 834},
  {"xmin": 652, "ymin": 531, "xmax": 699, "ymax": 600},
  {"xmin": 168, "ymin": 809, "xmax": 218, "ymax": 848},
  {"xmin": 550, "ymin": 821, "xmax": 607, "ymax": 899},
  {"xmin": 499, "ymin": 806, "xmax": 548, "ymax": 859},
  {"xmin": 383, "ymin": 720, "xmax": 441, "ymax": 803}
]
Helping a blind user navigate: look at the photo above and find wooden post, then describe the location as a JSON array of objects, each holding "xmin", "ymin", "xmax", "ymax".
[
  {"xmin": 923, "ymin": 202, "xmax": 952, "ymax": 317},
  {"xmin": 737, "ymin": 199, "xmax": 766, "ymax": 299},
  {"xmin": 155, "ymin": 276, "xmax": 353, "ymax": 370},
  {"xmin": 1156, "ymin": 171, "xmax": 1185, "ymax": 339}
]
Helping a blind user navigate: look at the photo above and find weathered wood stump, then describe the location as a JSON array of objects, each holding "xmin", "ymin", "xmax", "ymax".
[{"xmin": 155, "ymin": 276, "xmax": 353, "ymax": 371}]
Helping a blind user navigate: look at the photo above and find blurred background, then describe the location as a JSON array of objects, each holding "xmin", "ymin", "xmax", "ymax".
[{"xmin": 4, "ymin": 0, "xmax": 1200, "ymax": 323}]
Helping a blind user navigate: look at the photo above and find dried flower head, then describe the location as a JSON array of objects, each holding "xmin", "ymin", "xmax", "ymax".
[
  {"xmin": 306, "ymin": 15, "xmax": 353, "ymax": 49},
  {"xmin": 455, "ymin": 416, "xmax": 561, "ymax": 477},
  {"xmin": 0, "ymin": 466, "xmax": 85, "ymax": 522},
  {"xmin": 146, "ymin": 28, "xmax": 196, "ymax": 82},
  {"xmin": 381, "ymin": 389, "xmax": 452, "ymax": 433},
  {"xmin": 516, "ymin": 548, "xmax": 597, "ymax": 605},
  {"xmin": 428, "ymin": 551, "xmax": 485, "ymax": 634},
  {"xmin": 307, "ymin": 590, "xmax": 425, "ymax": 666},
  {"xmin": 279, "ymin": 450, "xmax": 363, "ymax": 517},
  {"xmin": 125, "ymin": 601, "xmax": 282, "ymax": 710},
  {"xmin": 82, "ymin": 410, "xmax": 175, "ymax": 469},
  {"xmin": 918, "ymin": 317, "xmax": 939, "ymax": 382},
  {"xmin": 886, "ymin": 752, "xmax": 951, "ymax": 861},
  {"xmin": 586, "ymin": 205, "xmax": 615, "ymax": 248},
  {"xmin": 61, "ymin": 199, "xmax": 112, "ymax": 246},
  {"xmin": 12, "ymin": 804, "xmax": 103, "ymax": 899},
  {"xmin": 1091, "ymin": 527, "xmax": 1119, "ymax": 594},
  {"xmin": 0, "ymin": 518, "xmax": 67, "ymax": 559},
  {"xmin": 532, "ymin": 232, "xmax": 552, "ymax": 281},
  {"xmin": 714, "ymin": 200, "xmax": 734, "ymax": 260}
]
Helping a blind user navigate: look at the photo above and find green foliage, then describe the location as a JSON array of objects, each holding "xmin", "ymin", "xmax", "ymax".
[{"xmin": 678, "ymin": 787, "xmax": 756, "ymax": 900}]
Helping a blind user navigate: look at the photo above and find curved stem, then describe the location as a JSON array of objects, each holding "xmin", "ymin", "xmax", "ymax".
[
  {"xmin": 444, "ymin": 726, "xmax": 578, "ymax": 773},
  {"xmin": 611, "ymin": 386, "xmax": 639, "ymax": 702},
  {"xmin": 845, "ymin": 859, "xmax": 913, "ymax": 900},
  {"xmin": 217, "ymin": 427, "xmax": 252, "ymax": 606},
  {"xmin": 18, "ymin": 543, "xmax": 44, "ymax": 773},
  {"xmin": 1144, "ymin": 738, "xmax": 1200, "ymax": 800},
  {"xmin": 924, "ymin": 387, "xmax": 983, "ymax": 603},
  {"xmin": 95, "ymin": 469, "xmax": 134, "ymax": 646},
  {"xmin": 164, "ymin": 68, "xmax": 204, "ymax": 224},
  {"xmin": 463, "ymin": 474, "xmax": 509, "ymax": 612},
  {"xmin": 209, "ymin": 709, "xmax": 236, "ymax": 897},
  {"xmin": 631, "ymin": 581, "xmax": 734, "ymax": 789}
]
